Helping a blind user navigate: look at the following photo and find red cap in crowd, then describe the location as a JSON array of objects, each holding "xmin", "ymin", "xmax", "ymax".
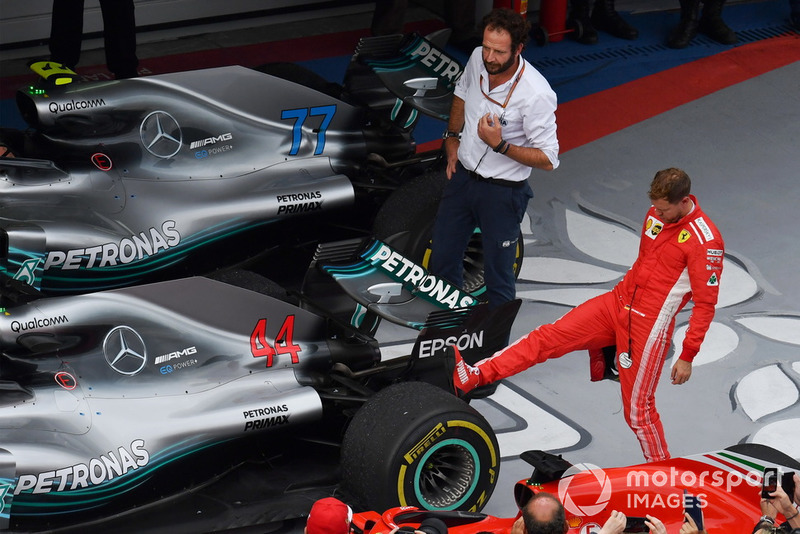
[{"xmin": 306, "ymin": 497, "xmax": 353, "ymax": 534}]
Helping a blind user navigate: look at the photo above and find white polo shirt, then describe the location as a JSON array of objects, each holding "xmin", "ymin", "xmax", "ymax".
[{"xmin": 454, "ymin": 47, "xmax": 560, "ymax": 182}]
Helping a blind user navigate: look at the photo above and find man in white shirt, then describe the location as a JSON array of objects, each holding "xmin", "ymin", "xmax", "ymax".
[{"xmin": 431, "ymin": 8, "xmax": 559, "ymax": 310}]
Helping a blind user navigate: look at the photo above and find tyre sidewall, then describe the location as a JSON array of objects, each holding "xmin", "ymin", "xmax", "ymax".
[{"xmin": 391, "ymin": 412, "xmax": 499, "ymax": 512}]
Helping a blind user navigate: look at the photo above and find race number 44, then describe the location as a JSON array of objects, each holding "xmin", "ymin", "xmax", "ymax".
[{"xmin": 250, "ymin": 315, "xmax": 301, "ymax": 367}]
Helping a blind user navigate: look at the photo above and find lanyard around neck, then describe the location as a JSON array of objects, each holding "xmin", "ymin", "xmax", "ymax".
[{"xmin": 480, "ymin": 61, "xmax": 525, "ymax": 109}]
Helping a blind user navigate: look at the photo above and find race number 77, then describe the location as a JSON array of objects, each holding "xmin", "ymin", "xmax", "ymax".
[
  {"xmin": 281, "ymin": 105, "xmax": 336, "ymax": 156},
  {"xmin": 250, "ymin": 315, "xmax": 301, "ymax": 367}
]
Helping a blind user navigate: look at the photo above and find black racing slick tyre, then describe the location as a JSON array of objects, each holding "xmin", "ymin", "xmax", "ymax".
[
  {"xmin": 372, "ymin": 166, "xmax": 446, "ymax": 263},
  {"xmin": 341, "ymin": 381, "xmax": 499, "ymax": 513}
]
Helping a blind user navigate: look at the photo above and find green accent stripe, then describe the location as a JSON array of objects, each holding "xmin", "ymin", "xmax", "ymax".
[{"xmin": 717, "ymin": 451, "xmax": 766, "ymax": 471}]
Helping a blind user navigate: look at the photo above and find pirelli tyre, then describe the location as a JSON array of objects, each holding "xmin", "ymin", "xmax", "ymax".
[
  {"xmin": 372, "ymin": 167, "xmax": 523, "ymax": 297},
  {"xmin": 341, "ymin": 381, "xmax": 499, "ymax": 513}
]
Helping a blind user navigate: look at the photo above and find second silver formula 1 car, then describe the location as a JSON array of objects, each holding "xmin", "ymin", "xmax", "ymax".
[{"xmin": 0, "ymin": 238, "xmax": 519, "ymax": 532}]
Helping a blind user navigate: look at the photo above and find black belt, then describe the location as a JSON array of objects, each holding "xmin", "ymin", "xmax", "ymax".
[{"xmin": 466, "ymin": 169, "xmax": 525, "ymax": 188}]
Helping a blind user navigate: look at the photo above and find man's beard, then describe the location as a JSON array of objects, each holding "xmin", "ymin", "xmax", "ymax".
[{"xmin": 484, "ymin": 54, "xmax": 517, "ymax": 75}]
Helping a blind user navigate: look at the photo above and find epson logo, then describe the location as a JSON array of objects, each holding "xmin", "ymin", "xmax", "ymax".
[
  {"xmin": 190, "ymin": 133, "xmax": 232, "ymax": 149},
  {"xmin": 155, "ymin": 346, "xmax": 197, "ymax": 365},
  {"xmin": 417, "ymin": 331, "xmax": 484, "ymax": 358}
]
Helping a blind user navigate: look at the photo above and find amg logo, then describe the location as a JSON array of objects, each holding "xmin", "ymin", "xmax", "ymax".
[
  {"xmin": 190, "ymin": 133, "xmax": 232, "ymax": 149},
  {"xmin": 155, "ymin": 346, "xmax": 197, "ymax": 365}
]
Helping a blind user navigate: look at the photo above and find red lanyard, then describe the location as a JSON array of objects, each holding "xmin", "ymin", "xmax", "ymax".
[{"xmin": 480, "ymin": 62, "xmax": 525, "ymax": 109}]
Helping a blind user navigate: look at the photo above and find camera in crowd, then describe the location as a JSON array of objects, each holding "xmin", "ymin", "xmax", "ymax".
[{"xmin": 762, "ymin": 468, "xmax": 796, "ymax": 498}]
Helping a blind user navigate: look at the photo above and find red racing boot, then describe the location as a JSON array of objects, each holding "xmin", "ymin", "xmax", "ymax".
[{"xmin": 446, "ymin": 346, "xmax": 482, "ymax": 398}]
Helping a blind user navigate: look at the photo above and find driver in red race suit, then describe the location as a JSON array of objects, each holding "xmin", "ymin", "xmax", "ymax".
[{"xmin": 451, "ymin": 168, "xmax": 724, "ymax": 462}]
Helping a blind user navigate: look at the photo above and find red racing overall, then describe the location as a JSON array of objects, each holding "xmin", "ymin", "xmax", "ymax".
[{"xmin": 474, "ymin": 195, "xmax": 724, "ymax": 462}]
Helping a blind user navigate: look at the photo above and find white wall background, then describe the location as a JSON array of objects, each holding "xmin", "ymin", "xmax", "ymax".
[{"xmin": 0, "ymin": 0, "xmax": 335, "ymax": 46}]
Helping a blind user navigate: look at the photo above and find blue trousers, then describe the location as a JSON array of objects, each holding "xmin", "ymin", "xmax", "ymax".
[{"xmin": 430, "ymin": 164, "xmax": 532, "ymax": 308}]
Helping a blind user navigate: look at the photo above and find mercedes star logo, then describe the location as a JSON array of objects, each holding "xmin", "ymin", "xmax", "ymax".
[
  {"xmin": 103, "ymin": 326, "xmax": 147, "ymax": 375},
  {"xmin": 139, "ymin": 110, "xmax": 182, "ymax": 159}
]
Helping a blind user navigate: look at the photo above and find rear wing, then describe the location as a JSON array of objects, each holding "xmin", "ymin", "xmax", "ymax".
[
  {"xmin": 306, "ymin": 237, "xmax": 519, "ymax": 363},
  {"xmin": 309, "ymin": 238, "xmax": 477, "ymax": 330},
  {"xmin": 409, "ymin": 297, "xmax": 520, "ymax": 365},
  {"xmin": 345, "ymin": 30, "xmax": 462, "ymax": 125}
]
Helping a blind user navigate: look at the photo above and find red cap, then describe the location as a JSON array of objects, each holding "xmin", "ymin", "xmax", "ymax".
[{"xmin": 306, "ymin": 497, "xmax": 352, "ymax": 534}]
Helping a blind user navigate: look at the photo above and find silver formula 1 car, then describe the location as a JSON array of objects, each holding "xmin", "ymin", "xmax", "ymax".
[
  {"xmin": 0, "ymin": 237, "xmax": 519, "ymax": 532},
  {"xmin": 1, "ymin": 31, "xmax": 516, "ymax": 298}
]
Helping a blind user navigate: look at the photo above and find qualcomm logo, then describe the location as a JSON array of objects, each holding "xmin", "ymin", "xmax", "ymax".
[
  {"xmin": 103, "ymin": 326, "xmax": 147, "ymax": 375},
  {"xmin": 557, "ymin": 463, "xmax": 612, "ymax": 516},
  {"xmin": 139, "ymin": 110, "xmax": 182, "ymax": 159}
]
